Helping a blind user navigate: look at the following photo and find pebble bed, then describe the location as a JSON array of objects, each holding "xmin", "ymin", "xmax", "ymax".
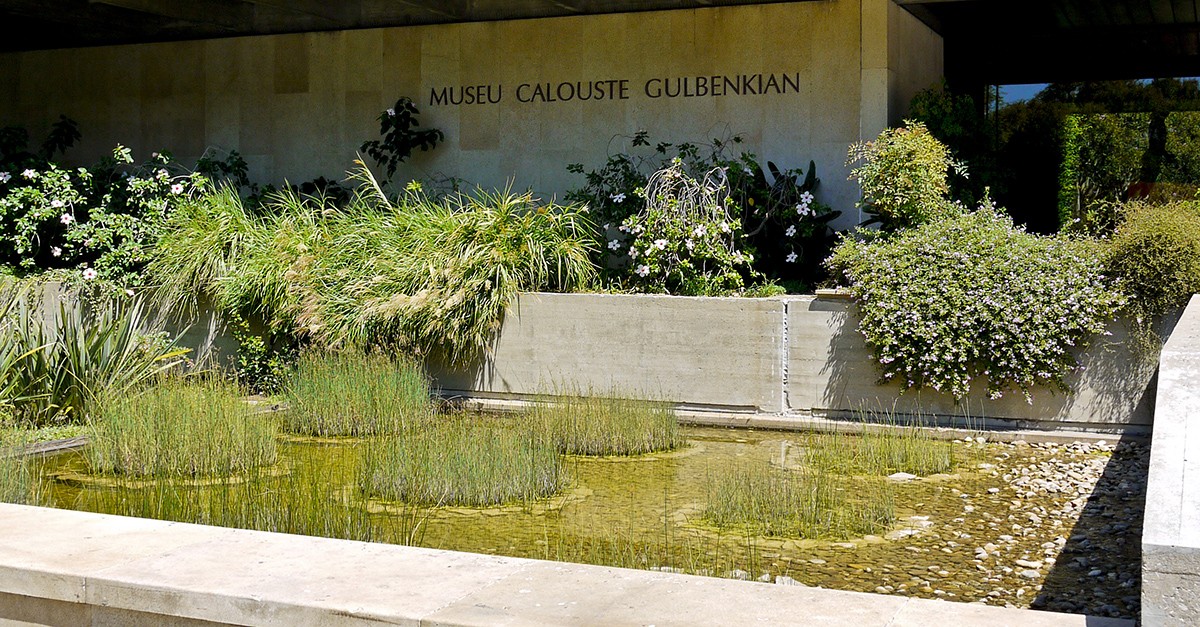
[{"xmin": 744, "ymin": 437, "xmax": 1147, "ymax": 621}]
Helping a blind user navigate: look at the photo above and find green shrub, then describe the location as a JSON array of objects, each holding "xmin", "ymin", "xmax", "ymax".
[
  {"xmin": 827, "ymin": 201, "xmax": 1124, "ymax": 401},
  {"xmin": 530, "ymin": 393, "xmax": 680, "ymax": 456},
  {"xmin": 1106, "ymin": 200, "xmax": 1200, "ymax": 347},
  {"xmin": 87, "ymin": 378, "xmax": 277, "ymax": 478},
  {"xmin": 702, "ymin": 463, "xmax": 893, "ymax": 539},
  {"xmin": 282, "ymin": 350, "xmax": 431, "ymax": 436},
  {"xmin": 847, "ymin": 121, "xmax": 965, "ymax": 231},
  {"xmin": 359, "ymin": 417, "xmax": 563, "ymax": 506}
]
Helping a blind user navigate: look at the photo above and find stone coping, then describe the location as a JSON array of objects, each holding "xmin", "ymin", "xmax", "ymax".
[
  {"xmin": 0, "ymin": 503, "xmax": 1130, "ymax": 627},
  {"xmin": 1142, "ymin": 294, "xmax": 1200, "ymax": 625}
]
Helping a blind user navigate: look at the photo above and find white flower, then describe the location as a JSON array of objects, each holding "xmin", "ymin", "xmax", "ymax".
[
  {"xmin": 50, "ymin": 246, "xmax": 61, "ymax": 257},
  {"xmin": 82, "ymin": 268, "xmax": 97, "ymax": 280},
  {"xmin": 386, "ymin": 108, "xmax": 396, "ymax": 117},
  {"xmin": 719, "ymin": 221, "xmax": 730, "ymax": 234},
  {"xmin": 693, "ymin": 225, "xmax": 707, "ymax": 237},
  {"xmin": 170, "ymin": 183, "xmax": 184, "ymax": 194},
  {"xmin": 602, "ymin": 223, "xmax": 610, "ymax": 231},
  {"xmin": 785, "ymin": 225, "xmax": 797, "ymax": 237},
  {"xmin": 685, "ymin": 239, "xmax": 694, "ymax": 251},
  {"xmin": 607, "ymin": 239, "xmax": 622, "ymax": 251},
  {"xmin": 628, "ymin": 247, "xmax": 639, "ymax": 259},
  {"xmin": 0, "ymin": 172, "xmax": 9, "ymax": 183},
  {"xmin": 59, "ymin": 213, "xmax": 74, "ymax": 225},
  {"xmin": 733, "ymin": 252, "xmax": 745, "ymax": 264},
  {"xmin": 21, "ymin": 169, "xmax": 36, "ymax": 179},
  {"xmin": 786, "ymin": 252, "xmax": 798, "ymax": 263},
  {"xmin": 654, "ymin": 239, "xmax": 668, "ymax": 250},
  {"xmin": 635, "ymin": 264, "xmax": 650, "ymax": 277},
  {"xmin": 51, "ymin": 199, "xmax": 64, "ymax": 209},
  {"xmin": 800, "ymin": 191, "xmax": 814, "ymax": 204},
  {"xmin": 125, "ymin": 289, "xmax": 135, "ymax": 297},
  {"xmin": 157, "ymin": 169, "xmax": 169, "ymax": 180},
  {"xmin": 611, "ymin": 192, "xmax": 626, "ymax": 203}
]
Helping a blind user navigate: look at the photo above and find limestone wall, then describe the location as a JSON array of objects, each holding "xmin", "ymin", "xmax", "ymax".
[{"xmin": 0, "ymin": 1, "xmax": 944, "ymax": 230}]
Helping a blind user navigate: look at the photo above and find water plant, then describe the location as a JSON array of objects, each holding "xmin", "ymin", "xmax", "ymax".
[
  {"xmin": 702, "ymin": 463, "xmax": 894, "ymax": 539},
  {"xmin": 359, "ymin": 417, "xmax": 564, "ymax": 506},
  {"xmin": 530, "ymin": 392, "xmax": 680, "ymax": 456},
  {"xmin": 804, "ymin": 418, "xmax": 956, "ymax": 477},
  {"xmin": 282, "ymin": 350, "xmax": 432, "ymax": 436},
  {"xmin": 87, "ymin": 378, "xmax": 277, "ymax": 478}
]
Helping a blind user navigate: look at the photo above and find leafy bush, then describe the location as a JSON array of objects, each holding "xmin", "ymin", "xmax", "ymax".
[
  {"xmin": 1058, "ymin": 113, "xmax": 1149, "ymax": 235},
  {"xmin": 87, "ymin": 378, "xmax": 277, "ymax": 478},
  {"xmin": 283, "ymin": 350, "xmax": 431, "ymax": 436},
  {"xmin": 360, "ymin": 97, "xmax": 444, "ymax": 183},
  {"xmin": 847, "ymin": 121, "xmax": 965, "ymax": 231},
  {"xmin": 828, "ymin": 201, "xmax": 1124, "ymax": 401},
  {"xmin": 0, "ymin": 144, "xmax": 204, "ymax": 285},
  {"xmin": 1106, "ymin": 200, "xmax": 1200, "ymax": 347}
]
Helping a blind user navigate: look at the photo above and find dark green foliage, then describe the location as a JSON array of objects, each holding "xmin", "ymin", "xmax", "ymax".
[{"xmin": 360, "ymin": 97, "xmax": 444, "ymax": 182}]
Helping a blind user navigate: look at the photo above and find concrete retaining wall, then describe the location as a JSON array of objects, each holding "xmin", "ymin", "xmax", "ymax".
[
  {"xmin": 433, "ymin": 292, "xmax": 1160, "ymax": 430},
  {"xmin": 1142, "ymin": 294, "xmax": 1200, "ymax": 626}
]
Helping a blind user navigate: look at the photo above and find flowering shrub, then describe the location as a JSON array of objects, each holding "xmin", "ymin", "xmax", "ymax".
[
  {"xmin": 568, "ymin": 132, "xmax": 839, "ymax": 290},
  {"xmin": 617, "ymin": 160, "xmax": 751, "ymax": 295},
  {"xmin": 847, "ymin": 121, "xmax": 965, "ymax": 231},
  {"xmin": 827, "ymin": 201, "xmax": 1124, "ymax": 401},
  {"xmin": 0, "ymin": 146, "xmax": 203, "ymax": 286}
]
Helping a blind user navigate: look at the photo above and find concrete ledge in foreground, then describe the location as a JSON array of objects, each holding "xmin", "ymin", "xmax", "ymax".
[
  {"xmin": 1143, "ymin": 294, "xmax": 1200, "ymax": 627},
  {"xmin": 0, "ymin": 503, "xmax": 1129, "ymax": 627}
]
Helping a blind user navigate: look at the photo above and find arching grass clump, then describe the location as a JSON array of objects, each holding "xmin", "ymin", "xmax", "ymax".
[
  {"xmin": 530, "ymin": 394, "xmax": 681, "ymax": 456},
  {"xmin": 87, "ymin": 378, "xmax": 277, "ymax": 478},
  {"xmin": 0, "ymin": 432, "xmax": 38, "ymax": 505},
  {"xmin": 702, "ymin": 463, "xmax": 894, "ymax": 539},
  {"xmin": 360, "ymin": 418, "xmax": 563, "ymax": 506},
  {"xmin": 282, "ymin": 350, "xmax": 431, "ymax": 436}
]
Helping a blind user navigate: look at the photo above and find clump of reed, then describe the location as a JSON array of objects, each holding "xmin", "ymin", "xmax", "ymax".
[
  {"xmin": 530, "ymin": 393, "xmax": 681, "ymax": 456},
  {"xmin": 804, "ymin": 413, "xmax": 956, "ymax": 477},
  {"xmin": 702, "ymin": 463, "xmax": 894, "ymax": 539},
  {"xmin": 359, "ymin": 417, "xmax": 564, "ymax": 506},
  {"xmin": 282, "ymin": 350, "xmax": 432, "ymax": 436},
  {"xmin": 0, "ymin": 432, "xmax": 38, "ymax": 505},
  {"xmin": 86, "ymin": 378, "xmax": 278, "ymax": 478}
]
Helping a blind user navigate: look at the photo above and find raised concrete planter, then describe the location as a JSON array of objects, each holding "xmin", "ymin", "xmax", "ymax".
[
  {"xmin": 1142, "ymin": 294, "xmax": 1200, "ymax": 626},
  {"xmin": 432, "ymin": 292, "xmax": 1160, "ymax": 430},
  {"xmin": 0, "ymin": 503, "xmax": 1130, "ymax": 627}
]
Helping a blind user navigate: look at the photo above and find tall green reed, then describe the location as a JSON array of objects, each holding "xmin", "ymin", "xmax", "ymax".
[
  {"xmin": 804, "ymin": 410, "xmax": 957, "ymax": 476},
  {"xmin": 702, "ymin": 462, "xmax": 895, "ymax": 539},
  {"xmin": 87, "ymin": 378, "xmax": 277, "ymax": 478},
  {"xmin": 282, "ymin": 350, "xmax": 432, "ymax": 436},
  {"xmin": 360, "ymin": 417, "xmax": 564, "ymax": 506},
  {"xmin": 529, "ymin": 392, "xmax": 680, "ymax": 456}
]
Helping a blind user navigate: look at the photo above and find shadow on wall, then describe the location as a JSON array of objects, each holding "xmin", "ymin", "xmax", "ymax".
[{"xmin": 813, "ymin": 298, "xmax": 1175, "ymax": 429}]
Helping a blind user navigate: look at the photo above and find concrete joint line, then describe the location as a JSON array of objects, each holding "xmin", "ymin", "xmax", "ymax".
[{"xmin": 781, "ymin": 299, "xmax": 791, "ymax": 411}]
